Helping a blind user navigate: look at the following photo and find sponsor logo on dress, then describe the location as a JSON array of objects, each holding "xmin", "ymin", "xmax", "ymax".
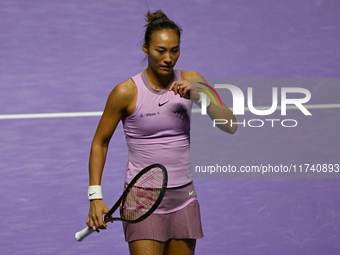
[
  {"xmin": 158, "ymin": 101, "xmax": 169, "ymax": 107},
  {"xmin": 140, "ymin": 112, "xmax": 160, "ymax": 117}
]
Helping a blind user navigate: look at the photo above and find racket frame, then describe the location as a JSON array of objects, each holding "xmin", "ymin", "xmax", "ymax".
[
  {"xmin": 75, "ymin": 163, "xmax": 167, "ymax": 242},
  {"xmin": 104, "ymin": 163, "xmax": 167, "ymax": 224}
]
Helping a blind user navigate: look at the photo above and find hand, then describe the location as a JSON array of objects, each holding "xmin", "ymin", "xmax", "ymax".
[
  {"xmin": 168, "ymin": 81, "xmax": 200, "ymax": 102},
  {"xmin": 86, "ymin": 200, "xmax": 109, "ymax": 232}
]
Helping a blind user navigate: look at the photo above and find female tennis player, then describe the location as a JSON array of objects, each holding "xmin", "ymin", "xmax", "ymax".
[{"xmin": 85, "ymin": 10, "xmax": 237, "ymax": 255}]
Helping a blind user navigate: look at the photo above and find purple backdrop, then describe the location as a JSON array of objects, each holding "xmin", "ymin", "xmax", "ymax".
[{"xmin": 0, "ymin": 0, "xmax": 339, "ymax": 254}]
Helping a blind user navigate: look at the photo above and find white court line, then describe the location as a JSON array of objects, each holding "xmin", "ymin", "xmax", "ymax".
[
  {"xmin": 0, "ymin": 104, "xmax": 339, "ymax": 120},
  {"xmin": 193, "ymin": 103, "xmax": 340, "ymax": 113},
  {"xmin": 0, "ymin": 111, "xmax": 103, "ymax": 119}
]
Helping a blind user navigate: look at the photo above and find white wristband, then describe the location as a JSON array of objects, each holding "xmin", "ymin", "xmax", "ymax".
[{"xmin": 88, "ymin": 185, "xmax": 103, "ymax": 200}]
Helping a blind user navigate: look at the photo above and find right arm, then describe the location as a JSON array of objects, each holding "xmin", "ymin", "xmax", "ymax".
[{"xmin": 86, "ymin": 79, "xmax": 137, "ymax": 230}]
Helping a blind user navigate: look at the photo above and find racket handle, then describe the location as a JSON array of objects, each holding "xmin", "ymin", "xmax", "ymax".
[{"xmin": 75, "ymin": 226, "xmax": 96, "ymax": 242}]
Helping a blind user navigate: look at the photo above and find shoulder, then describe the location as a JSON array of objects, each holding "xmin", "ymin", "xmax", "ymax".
[
  {"xmin": 106, "ymin": 78, "xmax": 137, "ymax": 112},
  {"xmin": 180, "ymin": 70, "xmax": 204, "ymax": 81},
  {"xmin": 113, "ymin": 78, "xmax": 137, "ymax": 95},
  {"xmin": 109, "ymin": 78, "xmax": 136, "ymax": 100}
]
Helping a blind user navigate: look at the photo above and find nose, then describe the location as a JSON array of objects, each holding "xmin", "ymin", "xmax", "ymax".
[{"xmin": 164, "ymin": 52, "xmax": 172, "ymax": 65}]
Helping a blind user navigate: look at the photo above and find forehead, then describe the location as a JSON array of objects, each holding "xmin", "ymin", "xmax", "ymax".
[{"xmin": 150, "ymin": 29, "xmax": 179, "ymax": 46}]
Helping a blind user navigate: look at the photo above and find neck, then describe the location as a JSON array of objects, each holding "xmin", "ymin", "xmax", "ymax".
[{"xmin": 145, "ymin": 67, "xmax": 172, "ymax": 90}]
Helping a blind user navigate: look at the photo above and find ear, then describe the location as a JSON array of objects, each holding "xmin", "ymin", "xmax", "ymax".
[{"xmin": 142, "ymin": 43, "xmax": 148, "ymax": 55}]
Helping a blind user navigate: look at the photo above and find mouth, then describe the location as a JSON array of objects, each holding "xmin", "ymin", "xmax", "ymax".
[{"xmin": 161, "ymin": 65, "xmax": 172, "ymax": 71}]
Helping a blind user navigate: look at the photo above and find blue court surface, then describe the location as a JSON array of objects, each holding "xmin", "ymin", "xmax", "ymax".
[{"xmin": 1, "ymin": 1, "xmax": 339, "ymax": 254}]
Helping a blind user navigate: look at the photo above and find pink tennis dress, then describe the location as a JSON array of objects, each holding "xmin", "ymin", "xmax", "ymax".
[{"xmin": 121, "ymin": 70, "xmax": 204, "ymax": 242}]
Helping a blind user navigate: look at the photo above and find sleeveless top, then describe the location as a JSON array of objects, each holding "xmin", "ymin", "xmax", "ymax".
[{"xmin": 122, "ymin": 70, "xmax": 192, "ymax": 188}]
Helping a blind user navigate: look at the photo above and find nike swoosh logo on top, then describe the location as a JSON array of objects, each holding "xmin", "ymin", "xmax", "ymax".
[
  {"xmin": 158, "ymin": 101, "xmax": 169, "ymax": 107},
  {"xmin": 189, "ymin": 190, "xmax": 195, "ymax": 195}
]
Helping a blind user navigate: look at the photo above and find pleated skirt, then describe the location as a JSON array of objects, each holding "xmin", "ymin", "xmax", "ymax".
[{"xmin": 122, "ymin": 182, "xmax": 204, "ymax": 242}]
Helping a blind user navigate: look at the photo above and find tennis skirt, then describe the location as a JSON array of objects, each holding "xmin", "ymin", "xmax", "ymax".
[{"xmin": 122, "ymin": 181, "xmax": 204, "ymax": 243}]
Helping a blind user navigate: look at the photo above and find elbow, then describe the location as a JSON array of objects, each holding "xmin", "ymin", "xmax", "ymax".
[
  {"xmin": 226, "ymin": 124, "xmax": 238, "ymax": 134},
  {"xmin": 210, "ymin": 112, "xmax": 238, "ymax": 134},
  {"xmin": 217, "ymin": 123, "xmax": 237, "ymax": 134},
  {"xmin": 228, "ymin": 116, "xmax": 238, "ymax": 134},
  {"xmin": 228, "ymin": 124, "xmax": 238, "ymax": 134},
  {"xmin": 224, "ymin": 116, "xmax": 238, "ymax": 134},
  {"xmin": 92, "ymin": 136, "xmax": 110, "ymax": 149}
]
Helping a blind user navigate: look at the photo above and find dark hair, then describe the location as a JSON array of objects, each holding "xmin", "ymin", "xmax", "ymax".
[{"xmin": 144, "ymin": 10, "xmax": 182, "ymax": 48}]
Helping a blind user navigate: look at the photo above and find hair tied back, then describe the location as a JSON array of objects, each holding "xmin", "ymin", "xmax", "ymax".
[
  {"xmin": 152, "ymin": 18, "xmax": 168, "ymax": 25},
  {"xmin": 143, "ymin": 10, "xmax": 182, "ymax": 48}
]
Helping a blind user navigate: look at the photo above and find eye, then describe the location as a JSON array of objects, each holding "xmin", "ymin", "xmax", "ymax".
[{"xmin": 157, "ymin": 49, "xmax": 165, "ymax": 53}]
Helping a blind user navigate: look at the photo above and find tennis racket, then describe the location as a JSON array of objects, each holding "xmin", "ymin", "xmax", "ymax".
[{"xmin": 75, "ymin": 163, "xmax": 168, "ymax": 242}]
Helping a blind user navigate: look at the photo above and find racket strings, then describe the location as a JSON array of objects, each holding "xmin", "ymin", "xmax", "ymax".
[{"xmin": 122, "ymin": 167, "xmax": 164, "ymax": 221}]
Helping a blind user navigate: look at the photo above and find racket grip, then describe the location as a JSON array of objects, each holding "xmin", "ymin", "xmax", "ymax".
[{"xmin": 75, "ymin": 226, "xmax": 96, "ymax": 242}]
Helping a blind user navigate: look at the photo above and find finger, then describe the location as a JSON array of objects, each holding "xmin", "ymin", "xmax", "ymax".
[
  {"xmin": 182, "ymin": 87, "xmax": 191, "ymax": 99},
  {"xmin": 183, "ymin": 86, "xmax": 191, "ymax": 95},
  {"xmin": 96, "ymin": 214, "xmax": 107, "ymax": 229},
  {"xmin": 171, "ymin": 81, "xmax": 184, "ymax": 95},
  {"xmin": 172, "ymin": 85, "xmax": 178, "ymax": 95},
  {"xmin": 99, "ymin": 214, "xmax": 108, "ymax": 229},
  {"xmin": 105, "ymin": 215, "xmax": 113, "ymax": 223},
  {"xmin": 177, "ymin": 83, "xmax": 188, "ymax": 97},
  {"xmin": 86, "ymin": 217, "xmax": 94, "ymax": 228},
  {"xmin": 168, "ymin": 81, "xmax": 177, "ymax": 93},
  {"xmin": 103, "ymin": 206, "xmax": 109, "ymax": 215},
  {"xmin": 179, "ymin": 86, "xmax": 185, "ymax": 97},
  {"xmin": 92, "ymin": 214, "xmax": 100, "ymax": 230},
  {"xmin": 177, "ymin": 83, "xmax": 187, "ymax": 96},
  {"xmin": 171, "ymin": 83, "xmax": 178, "ymax": 95},
  {"xmin": 168, "ymin": 82, "xmax": 175, "ymax": 91},
  {"xmin": 87, "ymin": 217, "xmax": 100, "ymax": 232},
  {"xmin": 177, "ymin": 86, "xmax": 183, "ymax": 97}
]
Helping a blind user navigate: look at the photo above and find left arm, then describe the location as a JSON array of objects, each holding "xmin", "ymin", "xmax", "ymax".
[{"xmin": 169, "ymin": 71, "xmax": 237, "ymax": 134}]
